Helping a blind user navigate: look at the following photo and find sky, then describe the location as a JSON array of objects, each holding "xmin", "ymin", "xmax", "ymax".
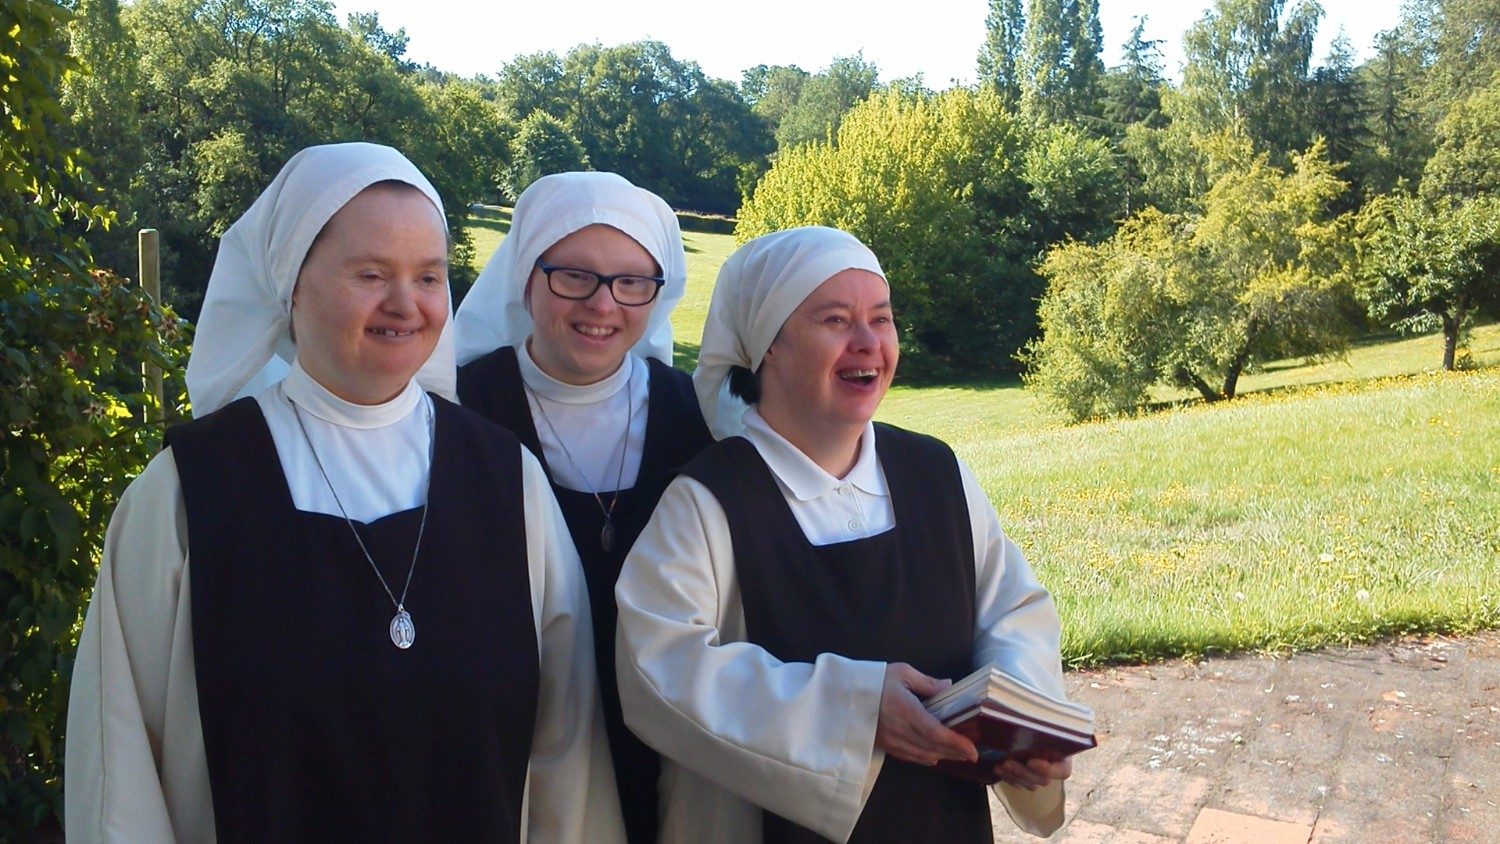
[{"xmin": 329, "ymin": 0, "xmax": 1406, "ymax": 86}]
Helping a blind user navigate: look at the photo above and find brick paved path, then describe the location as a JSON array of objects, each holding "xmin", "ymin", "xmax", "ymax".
[{"xmin": 990, "ymin": 632, "xmax": 1500, "ymax": 843}]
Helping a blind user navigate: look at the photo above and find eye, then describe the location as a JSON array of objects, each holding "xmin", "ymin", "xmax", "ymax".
[{"xmin": 560, "ymin": 269, "xmax": 595, "ymax": 284}]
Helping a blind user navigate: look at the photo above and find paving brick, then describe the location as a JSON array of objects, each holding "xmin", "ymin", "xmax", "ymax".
[{"xmin": 1184, "ymin": 807, "xmax": 1312, "ymax": 844}]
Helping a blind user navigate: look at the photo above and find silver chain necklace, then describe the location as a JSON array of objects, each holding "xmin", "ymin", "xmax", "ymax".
[
  {"xmin": 289, "ymin": 397, "xmax": 432, "ymax": 650},
  {"xmin": 527, "ymin": 381, "xmax": 634, "ymax": 553}
]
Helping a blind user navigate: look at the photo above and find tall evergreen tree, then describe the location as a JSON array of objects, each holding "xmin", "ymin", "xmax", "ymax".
[
  {"xmin": 977, "ymin": 0, "xmax": 1025, "ymax": 108},
  {"xmin": 1101, "ymin": 16, "xmax": 1165, "ymax": 132},
  {"xmin": 1310, "ymin": 33, "xmax": 1374, "ymax": 206},
  {"xmin": 1362, "ymin": 26, "xmax": 1431, "ymax": 193}
]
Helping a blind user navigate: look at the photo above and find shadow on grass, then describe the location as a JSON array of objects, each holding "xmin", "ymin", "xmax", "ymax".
[
  {"xmin": 673, "ymin": 341, "xmax": 701, "ymax": 373},
  {"xmin": 468, "ymin": 204, "xmax": 512, "ymax": 234}
]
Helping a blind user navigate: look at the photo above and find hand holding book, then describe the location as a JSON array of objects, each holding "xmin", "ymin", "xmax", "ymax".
[
  {"xmin": 873, "ymin": 662, "xmax": 980, "ymax": 767},
  {"xmin": 921, "ymin": 664, "xmax": 1097, "ymax": 785}
]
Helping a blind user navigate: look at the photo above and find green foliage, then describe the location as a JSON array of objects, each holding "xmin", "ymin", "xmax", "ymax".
[
  {"xmin": 771, "ymin": 54, "xmax": 881, "ymax": 149},
  {"xmin": 1018, "ymin": 0, "xmax": 1104, "ymax": 125},
  {"xmin": 738, "ymin": 88, "xmax": 1120, "ymax": 376},
  {"xmin": 505, "ymin": 112, "xmax": 591, "ymax": 199},
  {"xmin": 1420, "ymin": 84, "xmax": 1500, "ymax": 202},
  {"xmin": 1, "ymin": 1, "xmax": 188, "ymax": 834},
  {"xmin": 495, "ymin": 40, "xmax": 771, "ymax": 214},
  {"xmin": 1177, "ymin": 0, "xmax": 1323, "ymax": 160},
  {"xmin": 977, "ymin": 0, "xmax": 1024, "ymax": 107},
  {"xmin": 66, "ymin": 0, "xmax": 501, "ymax": 317},
  {"xmin": 1355, "ymin": 192, "xmax": 1500, "ymax": 369},
  {"xmin": 1026, "ymin": 143, "xmax": 1356, "ymax": 419}
]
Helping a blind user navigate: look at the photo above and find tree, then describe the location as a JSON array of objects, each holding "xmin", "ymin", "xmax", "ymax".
[
  {"xmin": 1017, "ymin": 0, "xmax": 1103, "ymax": 125},
  {"xmin": 2, "ymin": 2, "xmax": 185, "ymax": 835},
  {"xmin": 1177, "ymin": 0, "xmax": 1323, "ymax": 159},
  {"xmin": 1309, "ymin": 33, "xmax": 1375, "ymax": 207},
  {"xmin": 1356, "ymin": 193, "xmax": 1500, "ymax": 369},
  {"xmin": 497, "ymin": 40, "xmax": 769, "ymax": 213},
  {"xmin": 1360, "ymin": 26, "xmax": 1432, "ymax": 194},
  {"xmin": 738, "ymin": 88, "xmax": 1119, "ymax": 374},
  {"xmin": 1025, "ymin": 143, "xmax": 1356, "ymax": 418},
  {"xmin": 506, "ymin": 112, "xmax": 591, "ymax": 198},
  {"xmin": 977, "ymin": 0, "xmax": 1025, "ymax": 107},
  {"xmin": 774, "ymin": 54, "xmax": 881, "ymax": 148},
  {"xmin": 1102, "ymin": 17, "xmax": 1168, "ymax": 212},
  {"xmin": 1420, "ymin": 84, "xmax": 1500, "ymax": 202}
]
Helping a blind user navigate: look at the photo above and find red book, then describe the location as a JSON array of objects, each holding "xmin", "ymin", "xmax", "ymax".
[{"xmin": 923, "ymin": 665, "xmax": 1097, "ymax": 785}]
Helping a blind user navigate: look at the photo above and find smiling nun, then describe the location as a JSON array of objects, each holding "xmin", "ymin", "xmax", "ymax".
[
  {"xmin": 614, "ymin": 226, "xmax": 1073, "ymax": 843},
  {"xmin": 453, "ymin": 172, "xmax": 714, "ymax": 844},
  {"xmin": 65, "ymin": 143, "xmax": 623, "ymax": 843}
]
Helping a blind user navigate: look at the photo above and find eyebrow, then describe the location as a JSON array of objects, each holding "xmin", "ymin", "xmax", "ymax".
[{"xmin": 813, "ymin": 300, "xmax": 892, "ymax": 311}]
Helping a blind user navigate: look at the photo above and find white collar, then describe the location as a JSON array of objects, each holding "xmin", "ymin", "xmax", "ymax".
[
  {"xmin": 516, "ymin": 340, "xmax": 636, "ymax": 405},
  {"xmin": 282, "ymin": 358, "xmax": 424, "ymax": 428},
  {"xmin": 742, "ymin": 408, "xmax": 884, "ymax": 502}
]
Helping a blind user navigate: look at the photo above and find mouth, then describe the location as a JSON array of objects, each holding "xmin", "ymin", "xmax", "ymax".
[
  {"xmin": 368, "ymin": 327, "xmax": 417, "ymax": 338},
  {"xmin": 573, "ymin": 324, "xmax": 618, "ymax": 339},
  {"xmin": 838, "ymin": 368, "xmax": 879, "ymax": 386}
]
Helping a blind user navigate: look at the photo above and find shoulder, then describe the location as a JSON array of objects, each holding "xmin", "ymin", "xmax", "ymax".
[
  {"xmin": 431, "ymin": 392, "xmax": 523, "ymax": 449},
  {"xmin": 163, "ymin": 396, "xmax": 263, "ymax": 453},
  {"xmin": 455, "ymin": 345, "xmax": 521, "ymax": 400},
  {"xmin": 872, "ymin": 421, "xmax": 957, "ymax": 463},
  {"xmin": 678, "ymin": 435, "xmax": 758, "ymax": 482}
]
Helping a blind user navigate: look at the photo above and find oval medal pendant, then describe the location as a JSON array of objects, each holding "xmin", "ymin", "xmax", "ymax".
[
  {"xmin": 390, "ymin": 608, "xmax": 416, "ymax": 649},
  {"xmin": 600, "ymin": 520, "xmax": 615, "ymax": 554}
]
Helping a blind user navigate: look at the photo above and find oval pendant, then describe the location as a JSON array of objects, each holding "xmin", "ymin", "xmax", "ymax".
[
  {"xmin": 390, "ymin": 608, "xmax": 416, "ymax": 649},
  {"xmin": 600, "ymin": 520, "xmax": 615, "ymax": 554}
]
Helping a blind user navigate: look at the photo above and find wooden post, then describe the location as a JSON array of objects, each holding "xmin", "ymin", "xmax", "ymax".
[{"xmin": 138, "ymin": 229, "xmax": 164, "ymax": 427}]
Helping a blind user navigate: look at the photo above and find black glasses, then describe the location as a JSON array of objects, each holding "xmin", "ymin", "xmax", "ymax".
[{"xmin": 536, "ymin": 262, "xmax": 665, "ymax": 306}]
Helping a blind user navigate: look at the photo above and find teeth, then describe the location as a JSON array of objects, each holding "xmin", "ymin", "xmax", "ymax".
[
  {"xmin": 575, "ymin": 325, "xmax": 616, "ymax": 337},
  {"xmin": 840, "ymin": 369, "xmax": 878, "ymax": 380},
  {"xmin": 369, "ymin": 328, "xmax": 414, "ymax": 337}
]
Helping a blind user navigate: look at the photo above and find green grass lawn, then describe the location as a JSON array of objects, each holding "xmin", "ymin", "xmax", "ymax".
[{"xmin": 467, "ymin": 208, "xmax": 1500, "ymax": 665}]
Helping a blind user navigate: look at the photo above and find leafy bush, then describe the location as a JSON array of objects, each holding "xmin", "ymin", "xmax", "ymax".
[
  {"xmin": 1, "ymin": 1, "xmax": 188, "ymax": 834},
  {"xmin": 737, "ymin": 88, "xmax": 1119, "ymax": 377}
]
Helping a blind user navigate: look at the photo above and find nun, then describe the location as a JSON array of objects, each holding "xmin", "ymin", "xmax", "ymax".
[
  {"xmin": 615, "ymin": 226, "xmax": 1073, "ymax": 843},
  {"xmin": 65, "ymin": 143, "xmax": 624, "ymax": 843},
  {"xmin": 452, "ymin": 172, "xmax": 713, "ymax": 844}
]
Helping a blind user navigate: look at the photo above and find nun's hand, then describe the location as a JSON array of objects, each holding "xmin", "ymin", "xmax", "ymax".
[
  {"xmin": 874, "ymin": 663, "xmax": 978, "ymax": 767},
  {"xmin": 995, "ymin": 754, "xmax": 1072, "ymax": 791}
]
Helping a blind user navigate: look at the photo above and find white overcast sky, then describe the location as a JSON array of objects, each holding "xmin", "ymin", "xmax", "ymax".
[{"xmin": 330, "ymin": 0, "xmax": 1405, "ymax": 85}]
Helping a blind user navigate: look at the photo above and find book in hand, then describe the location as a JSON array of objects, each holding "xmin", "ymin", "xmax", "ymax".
[{"xmin": 923, "ymin": 664, "xmax": 1097, "ymax": 785}]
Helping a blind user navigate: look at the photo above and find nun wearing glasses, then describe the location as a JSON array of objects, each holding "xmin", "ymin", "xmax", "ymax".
[
  {"xmin": 453, "ymin": 172, "xmax": 713, "ymax": 844},
  {"xmin": 65, "ymin": 143, "xmax": 623, "ymax": 843},
  {"xmin": 615, "ymin": 227, "xmax": 1072, "ymax": 843}
]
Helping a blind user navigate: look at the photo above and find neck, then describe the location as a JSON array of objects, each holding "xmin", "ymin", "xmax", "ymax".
[
  {"xmin": 524, "ymin": 336, "xmax": 623, "ymax": 387},
  {"xmin": 757, "ymin": 402, "xmax": 863, "ymax": 478}
]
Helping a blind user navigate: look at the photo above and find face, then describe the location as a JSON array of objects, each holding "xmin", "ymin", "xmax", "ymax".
[
  {"xmin": 525, "ymin": 224, "xmax": 660, "ymax": 385},
  {"xmin": 291, "ymin": 183, "xmax": 448, "ymax": 405},
  {"xmin": 758, "ymin": 269, "xmax": 898, "ymax": 436}
]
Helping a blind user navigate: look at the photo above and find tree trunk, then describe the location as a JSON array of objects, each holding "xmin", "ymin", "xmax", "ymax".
[
  {"xmin": 1442, "ymin": 295, "xmax": 1472, "ymax": 371},
  {"xmin": 1176, "ymin": 366, "xmax": 1221, "ymax": 402},
  {"xmin": 1443, "ymin": 312, "xmax": 1459, "ymax": 370}
]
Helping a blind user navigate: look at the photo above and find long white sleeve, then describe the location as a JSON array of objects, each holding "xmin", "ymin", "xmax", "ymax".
[
  {"xmin": 958, "ymin": 460, "xmax": 1068, "ymax": 837},
  {"xmin": 65, "ymin": 449, "xmax": 214, "ymax": 843},
  {"xmin": 518, "ymin": 450, "xmax": 626, "ymax": 843},
  {"xmin": 615, "ymin": 476, "xmax": 888, "ymax": 844}
]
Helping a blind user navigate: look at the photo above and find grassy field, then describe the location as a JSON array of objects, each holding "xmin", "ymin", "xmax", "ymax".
[{"xmin": 467, "ymin": 208, "xmax": 1500, "ymax": 665}]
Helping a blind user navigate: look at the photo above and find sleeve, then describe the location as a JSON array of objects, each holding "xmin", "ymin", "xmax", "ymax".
[
  {"xmin": 614, "ymin": 475, "xmax": 888, "ymax": 843},
  {"xmin": 64, "ymin": 449, "xmax": 215, "ymax": 843},
  {"xmin": 518, "ymin": 451, "xmax": 626, "ymax": 844},
  {"xmin": 959, "ymin": 458, "xmax": 1068, "ymax": 837}
]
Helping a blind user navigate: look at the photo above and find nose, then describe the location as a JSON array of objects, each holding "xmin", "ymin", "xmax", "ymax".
[
  {"xmin": 850, "ymin": 320, "xmax": 877, "ymax": 352},
  {"xmin": 583, "ymin": 280, "xmax": 620, "ymax": 312},
  {"xmin": 382, "ymin": 279, "xmax": 418, "ymax": 316}
]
